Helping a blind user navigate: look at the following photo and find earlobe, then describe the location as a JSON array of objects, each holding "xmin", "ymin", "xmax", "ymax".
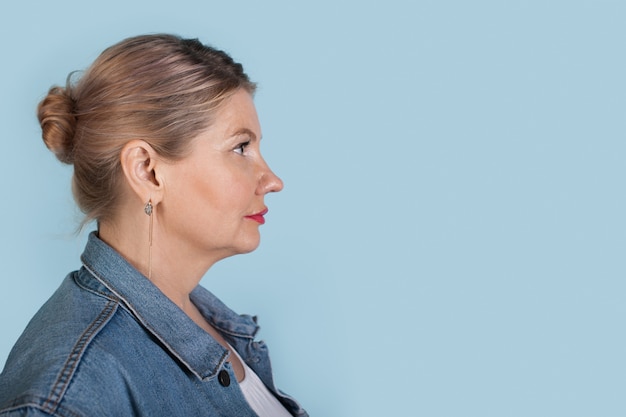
[{"xmin": 120, "ymin": 140, "xmax": 163, "ymax": 204}]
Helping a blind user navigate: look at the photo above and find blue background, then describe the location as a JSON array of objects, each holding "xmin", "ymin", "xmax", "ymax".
[{"xmin": 1, "ymin": 1, "xmax": 625, "ymax": 415}]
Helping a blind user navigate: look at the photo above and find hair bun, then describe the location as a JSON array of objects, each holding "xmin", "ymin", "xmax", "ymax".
[{"xmin": 38, "ymin": 86, "xmax": 77, "ymax": 164}]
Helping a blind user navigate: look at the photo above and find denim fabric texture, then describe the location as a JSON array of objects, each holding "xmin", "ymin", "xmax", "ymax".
[{"xmin": 0, "ymin": 232, "xmax": 307, "ymax": 417}]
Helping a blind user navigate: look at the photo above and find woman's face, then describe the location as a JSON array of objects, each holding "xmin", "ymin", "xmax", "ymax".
[{"xmin": 158, "ymin": 89, "xmax": 283, "ymax": 262}]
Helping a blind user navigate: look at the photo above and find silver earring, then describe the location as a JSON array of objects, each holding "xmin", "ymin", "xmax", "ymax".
[
  {"xmin": 144, "ymin": 200, "xmax": 154, "ymax": 279},
  {"xmin": 144, "ymin": 200, "xmax": 153, "ymax": 216}
]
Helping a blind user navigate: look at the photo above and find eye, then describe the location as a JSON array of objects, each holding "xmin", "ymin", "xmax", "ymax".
[{"xmin": 234, "ymin": 141, "xmax": 250, "ymax": 155}]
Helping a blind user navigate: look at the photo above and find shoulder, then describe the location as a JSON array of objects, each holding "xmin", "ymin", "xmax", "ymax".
[{"xmin": 0, "ymin": 272, "xmax": 143, "ymax": 416}]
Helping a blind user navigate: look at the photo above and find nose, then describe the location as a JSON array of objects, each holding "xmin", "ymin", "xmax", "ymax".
[{"xmin": 257, "ymin": 160, "xmax": 284, "ymax": 195}]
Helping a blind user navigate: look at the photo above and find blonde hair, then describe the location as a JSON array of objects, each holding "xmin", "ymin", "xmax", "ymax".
[{"xmin": 38, "ymin": 34, "xmax": 256, "ymax": 225}]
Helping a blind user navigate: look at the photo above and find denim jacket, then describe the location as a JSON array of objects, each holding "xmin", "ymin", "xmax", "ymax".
[{"xmin": 0, "ymin": 232, "xmax": 308, "ymax": 417}]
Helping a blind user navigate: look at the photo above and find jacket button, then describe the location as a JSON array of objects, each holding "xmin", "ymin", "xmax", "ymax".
[{"xmin": 218, "ymin": 370, "xmax": 230, "ymax": 387}]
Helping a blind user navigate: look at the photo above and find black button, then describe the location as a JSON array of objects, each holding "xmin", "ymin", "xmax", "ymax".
[{"xmin": 218, "ymin": 370, "xmax": 230, "ymax": 387}]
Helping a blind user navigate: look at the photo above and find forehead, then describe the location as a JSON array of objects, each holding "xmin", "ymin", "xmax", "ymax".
[{"xmin": 212, "ymin": 89, "xmax": 260, "ymax": 138}]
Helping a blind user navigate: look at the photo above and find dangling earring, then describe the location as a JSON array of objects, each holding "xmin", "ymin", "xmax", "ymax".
[
  {"xmin": 144, "ymin": 200, "xmax": 153, "ymax": 279},
  {"xmin": 144, "ymin": 200, "xmax": 153, "ymax": 216}
]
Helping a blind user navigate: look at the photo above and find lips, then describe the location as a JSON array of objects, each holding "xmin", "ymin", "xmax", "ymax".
[{"xmin": 245, "ymin": 208, "xmax": 268, "ymax": 225}]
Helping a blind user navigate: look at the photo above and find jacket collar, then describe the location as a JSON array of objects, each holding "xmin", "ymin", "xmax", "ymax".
[{"xmin": 79, "ymin": 232, "xmax": 259, "ymax": 380}]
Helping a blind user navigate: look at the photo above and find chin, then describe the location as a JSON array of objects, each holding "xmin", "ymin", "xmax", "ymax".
[
  {"xmin": 241, "ymin": 242, "xmax": 261, "ymax": 254},
  {"xmin": 234, "ymin": 237, "xmax": 262, "ymax": 255}
]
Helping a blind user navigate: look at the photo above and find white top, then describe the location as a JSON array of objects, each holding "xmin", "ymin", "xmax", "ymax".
[{"xmin": 230, "ymin": 346, "xmax": 293, "ymax": 417}]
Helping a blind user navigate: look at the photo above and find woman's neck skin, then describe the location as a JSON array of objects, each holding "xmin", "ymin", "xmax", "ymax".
[{"xmin": 98, "ymin": 208, "xmax": 217, "ymax": 313}]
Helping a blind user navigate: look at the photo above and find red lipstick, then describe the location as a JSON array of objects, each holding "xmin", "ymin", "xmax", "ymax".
[{"xmin": 245, "ymin": 208, "xmax": 268, "ymax": 225}]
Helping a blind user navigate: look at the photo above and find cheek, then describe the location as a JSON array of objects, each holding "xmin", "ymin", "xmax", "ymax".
[
  {"xmin": 165, "ymin": 164, "xmax": 215, "ymax": 214},
  {"xmin": 192, "ymin": 169, "xmax": 251, "ymax": 214},
  {"xmin": 166, "ymin": 156, "xmax": 255, "ymax": 216}
]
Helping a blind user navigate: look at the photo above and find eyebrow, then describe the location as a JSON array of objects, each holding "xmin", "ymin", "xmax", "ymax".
[{"xmin": 231, "ymin": 128, "xmax": 258, "ymax": 141}]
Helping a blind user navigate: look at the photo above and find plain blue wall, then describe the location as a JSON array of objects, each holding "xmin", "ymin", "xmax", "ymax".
[{"xmin": 1, "ymin": 1, "xmax": 625, "ymax": 415}]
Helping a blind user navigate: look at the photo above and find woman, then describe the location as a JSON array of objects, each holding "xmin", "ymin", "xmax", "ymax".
[{"xmin": 0, "ymin": 34, "xmax": 307, "ymax": 417}]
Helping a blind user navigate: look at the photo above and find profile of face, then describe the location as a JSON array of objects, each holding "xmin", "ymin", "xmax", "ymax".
[{"xmin": 158, "ymin": 89, "xmax": 283, "ymax": 261}]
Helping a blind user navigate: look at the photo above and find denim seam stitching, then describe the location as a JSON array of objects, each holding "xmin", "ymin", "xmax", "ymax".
[
  {"xmin": 214, "ymin": 327, "xmax": 255, "ymax": 339},
  {"xmin": 0, "ymin": 398, "xmax": 83, "ymax": 417},
  {"xmin": 41, "ymin": 299, "xmax": 117, "ymax": 414},
  {"xmin": 73, "ymin": 271, "xmax": 119, "ymax": 302}
]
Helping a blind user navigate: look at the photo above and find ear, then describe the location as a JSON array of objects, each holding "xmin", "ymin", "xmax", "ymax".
[{"xmin": 120, "ymin": 140, "xmax": 164, "ymax": 206}]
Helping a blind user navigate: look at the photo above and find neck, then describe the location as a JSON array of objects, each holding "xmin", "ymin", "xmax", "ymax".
[{"xmin": 98, "ymin": 213, "xmax": 218, "ymax": 311}]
